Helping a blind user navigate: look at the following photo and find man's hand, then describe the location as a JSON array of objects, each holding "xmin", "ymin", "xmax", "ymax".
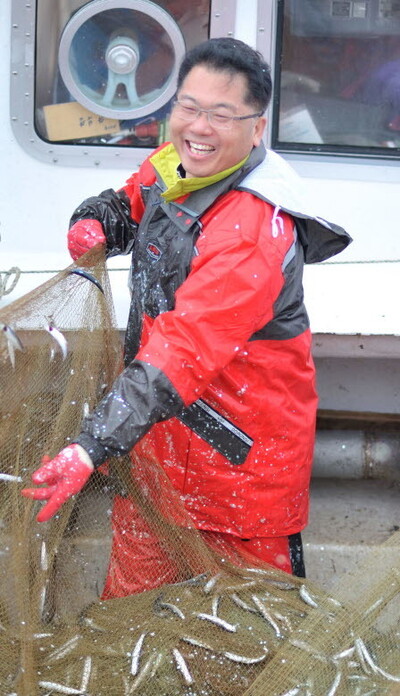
[
  {"xmin": 21, "ymin": 444, "xmax": 94, "ymax": 522},
  {"xmin": 67, "ymin": 219, "xmax": 106, "ymax": 261}
]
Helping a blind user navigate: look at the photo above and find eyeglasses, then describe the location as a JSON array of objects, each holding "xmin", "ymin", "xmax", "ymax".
[{"xmin": 172, "ymin": 100, "xmax": 263, "ymax": 130}]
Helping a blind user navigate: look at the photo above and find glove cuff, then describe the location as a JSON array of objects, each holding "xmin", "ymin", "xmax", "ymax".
[{"xmin": 72, "ymin": 433, "xmax": 108, "ymax": 468}]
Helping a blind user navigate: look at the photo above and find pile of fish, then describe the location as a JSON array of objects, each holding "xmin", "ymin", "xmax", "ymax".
[{"xmin": 3, "ymin": 566, "xmax": 399, "ymax": 696}]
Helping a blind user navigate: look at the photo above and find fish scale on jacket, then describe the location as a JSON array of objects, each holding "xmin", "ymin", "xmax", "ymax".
[{"xmin": 71, "ymin": 142, "xmax": 351, "ymax": 539}]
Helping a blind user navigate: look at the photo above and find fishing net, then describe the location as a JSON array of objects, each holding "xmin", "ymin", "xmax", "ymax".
[{"xmin": 1, "ymin": 246, "xmax": 399, "ymax": 696}]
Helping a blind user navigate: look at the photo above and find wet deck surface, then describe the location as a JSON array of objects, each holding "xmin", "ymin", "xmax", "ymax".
[{"xmin": 303, "ymin": 478, "xmax": 400, "ymax": 589}]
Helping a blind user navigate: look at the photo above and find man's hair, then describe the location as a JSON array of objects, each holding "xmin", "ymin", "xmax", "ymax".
[{"xmin": 177, "ymin": 37, "xmax": 272, "ymax": 112}]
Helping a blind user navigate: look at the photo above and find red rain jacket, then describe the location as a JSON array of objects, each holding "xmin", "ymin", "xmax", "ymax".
[{"xmin": 73, "ymin": 143, "xmax": 351, "ymax": 539}]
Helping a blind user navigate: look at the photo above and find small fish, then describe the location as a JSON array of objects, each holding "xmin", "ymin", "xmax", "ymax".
[
  {"xmin": 355, "ymin": 637, "xmax": 400, "ymax": 682},
  {"xmin": 33, "ymin": 632, "xmax": 53, "ymax": 639},
  {"xmin": 48, "ymin": 635, "xmax": 80, "ymax": 662},
  {"xmin": 130, "ymin": 632, "xmax": 146, "ymax": 676},
  {"xmin": 223, "ymin": 651, "xmax": 268, "ymax": 665},
  {"xmin": 80, "ymin": 656, "xmax": 92, "ymax": 692},
  {"xmin": 195, "ymin": 612, "xmax": 237, "ymax": 632},
  {"xmin": 211, "ymin": 594, "xmax": 220, "ymax": 616},
  {"xmin": 38, "ymin": 683, "xmax": 83, "ymax": 695},
  {"xmin": 332, "ymin": 646, "xmax": 355, "ymax": 661},
  {"xmin": 299, "ymin": 584, "xmax": 319, "ymax": 609},
  {"xmin": 69, "ymin": 268, "xmax": 104, "ymax": 294},
  {"xmin": 252, "ymin": 596, "xmax": 283, "ymax": 638},
  {"xmin": 264, "ymin": 579, "xmax": 298, "ymax": 591},
  {"xmin": 277, "ymin": 688, "xmax": 301, "ymax": 696},
  {"xmin": 326, "ymin": 672, "xmax": 342, "ymax": 696},
  {"xmin": 1, "ymin": 324, "xmax": 24, "ymax": 368},
  {"xmin": 230, "ymin": 593, "xmax": 258, "ymax": 614},
  {"xmin": 41, "ymin": 541, "xmax": 48, "ymax": 571},
  {"xmin": 130, "ymin": 653, "xmax": 156, "ymax": 692},
  {"xmin": 0, "ymin": 473, "xmax": 22, "ymax": 483},
  {"xmin": 172, "ymin": 648, "xmax": 193, "ymax": 685},
  {"xmin": 44, "ymin": 323, "xmax": 68, "ymax": 360},
  {"xmin": 203, "ymin": 572, "xmax": 222, "ymax": 594},
  {"xmin": 81, "ymin": 616, "xmax": 106, "ymax": 632},
  {"xmin": 289, "ymin": 639, "xmax": 327, "ymax": 663},
  {"xmin": 181, "ymin": 636, "xmax": 214, "ymax": 652},
  {"xmin": 174, "ymin": 572, "xmax": 208, "ymax": 586},
  {"xmin": 154, "ymin": 596, "xmax": 185, "ymax": 619}
]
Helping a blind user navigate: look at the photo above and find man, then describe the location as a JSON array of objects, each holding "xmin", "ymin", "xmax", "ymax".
[{"xmin": 22, "ymin": 38, "xmax": 351, "ymax": 596}]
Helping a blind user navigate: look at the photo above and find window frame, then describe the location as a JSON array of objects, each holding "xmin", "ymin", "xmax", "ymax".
[
  {"xmin": 10, "ymin": 0, "xmax": 235, "ymax": 168},
  {"xmin": 269, "ymin": 0, "xmax": 400, "ymax": 161}
]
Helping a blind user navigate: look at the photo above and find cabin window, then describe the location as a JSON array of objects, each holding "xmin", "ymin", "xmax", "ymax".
[
  {"xmin": 11, "ymin": 0, "xmax": 235, "ymax": 166},
  {"xmin": 272, "ymin": 0, "xmax": 400, "ymax": 158}
]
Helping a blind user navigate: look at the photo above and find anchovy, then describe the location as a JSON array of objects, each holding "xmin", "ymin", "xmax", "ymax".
[
  {"xmin": 130, "ymin": 653, "xmax": 156, "ymax": 692},
  {"xmin": 172, "ymin": 648, "xmax": 193, "ymax": 685},
  {"xmin": 41, "ymin": 541, "xmax": 48, "ymax": 571},
  {"xmin": 154, "ymin": 596, "xmax": 185, "ymax": 620},
  {"xmin": 355, "ymin": 637, "xmax": 400, "ymax": 682},
  {"xmin": 326, "ymin": 671, "xmax": 342, "ymax": 696},
  {"xmin": 81, "ymin": 616, "xmax": 106, "ymax": 632},
  {"xmin": 195, "ymin": 612, "xmax": 237, "ymax": 632},
  {"xmin": 45, "ymin": 323, "xmax": 68, "ymax": 360},
  {"xmin": 80, "ymin": 656, "xmax": 92, "ymax": 692},
  {"xmin": 33, "ymin": 632, "xmax": 53, "ymax": 639},
  {"xmin": 289, "ymin": 638, "xmax": 328, "ymax": 663},
  {"xmin": 223, "ymin": 650, "xmax": 268, "ymax": 665},
  {"xmin": 203, "ymin": 573, "xmax": 222, "ymax": 594},
  {"xmin": 265, "ymin": 579, "xmax": 298, "ymax": 591},
  {"xmin": 1, "ymin": 324, "xmax": 24, "ymax": 368},
  {"xmin": 38, "ymin": 683, "xmax": 83, "ymax": 695},
  {"xmin": 299, "ymin": 584, "xmax": 319, "ymax": 608},
  {"xmin": 130, "ymin": 632, "xmax": 146, "ymax": 676},
  {"xmin": 230, "ymin": 593, "xmax": 258, "ymax": 614},
  {"xmin": 174, "ymin": 572, "xmax": 208, "ymax": 587},
  {"xmin": 181, "ymin": 636, "xmax": 214, "ymax": 652},
  {"xmin": 252, "ymin": 596, "xmax": 283, "ymax": 638},
  {"xmin": 39, "ymin": 583, "xmax": 47, "ymax": 618},
  {"xmin": 48, "ymin": 635, "xmax": 80, "ymax": 662},
  {"xmin": 0, "ymin": 473, "xmax": 22, "ymax": 482},
  {"xmin": 211, "ymin": 595, "xmax": 220, "ymax": 616},
  {"xmin": 69, "ymin": 268, "xmax": 104, "ymax": 294},
  {"xmin": 333, "ymin": 646, "xmax": 355, "ymax": 660}
]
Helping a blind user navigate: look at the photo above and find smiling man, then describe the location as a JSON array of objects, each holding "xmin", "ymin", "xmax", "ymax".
[{"xmin": 22, "ymin": 38, "xmax": 351, "ymax": 597}]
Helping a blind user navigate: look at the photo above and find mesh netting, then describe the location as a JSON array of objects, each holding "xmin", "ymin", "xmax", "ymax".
[{"xmin": 1, "ymin": 247, "xmax": 399, "ymax": 696}]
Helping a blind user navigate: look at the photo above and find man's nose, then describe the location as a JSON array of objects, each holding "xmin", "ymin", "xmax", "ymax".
[{"xmin": 190, "ymin": 109, "xmax": 213, "ymax": 131}]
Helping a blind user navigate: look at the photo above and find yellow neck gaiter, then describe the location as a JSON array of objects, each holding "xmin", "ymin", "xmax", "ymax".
[{"xmin": 150, "ymin": 143, "xmax": 249, "ymax": 203}]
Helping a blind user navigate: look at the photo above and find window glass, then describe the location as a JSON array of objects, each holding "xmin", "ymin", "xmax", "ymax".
[
  {"xmin": 273, "ymin": 0, "xmax": 400, "ymax": 157},
  {"xmin": 35, "ymin": 1, "xmax": 211, "ymax": 148}
]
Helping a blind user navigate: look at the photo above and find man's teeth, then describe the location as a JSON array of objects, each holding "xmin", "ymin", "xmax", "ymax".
[{"xmin": 189, "ymin": 142, "xmax": 215, "ymax": 154}]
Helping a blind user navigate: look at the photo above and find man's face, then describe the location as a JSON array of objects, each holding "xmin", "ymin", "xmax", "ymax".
[{"xmin": 169, "ymin": 65, "xmax": 266, "ymax": 178}]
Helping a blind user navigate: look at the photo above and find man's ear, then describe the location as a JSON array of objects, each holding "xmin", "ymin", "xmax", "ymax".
[{"xmin": 253, "ymin": 116, "xmax": 267, "ymax": 147}]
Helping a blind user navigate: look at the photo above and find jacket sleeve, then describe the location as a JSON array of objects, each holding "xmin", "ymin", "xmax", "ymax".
[
  {"xmin": 74, "ymin": 361, "xmax": 184, "ymax": 467},
  {"xmin": 69, "ymin": 188, "xmax": 138, "ymax": 258},
  {"xmin": 68, "ymin": 155, "xmax": 155, "ymax": 257},
  {"xmin": 74, "ymin": 193, "xmax": 295, "ymax": 466}
]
